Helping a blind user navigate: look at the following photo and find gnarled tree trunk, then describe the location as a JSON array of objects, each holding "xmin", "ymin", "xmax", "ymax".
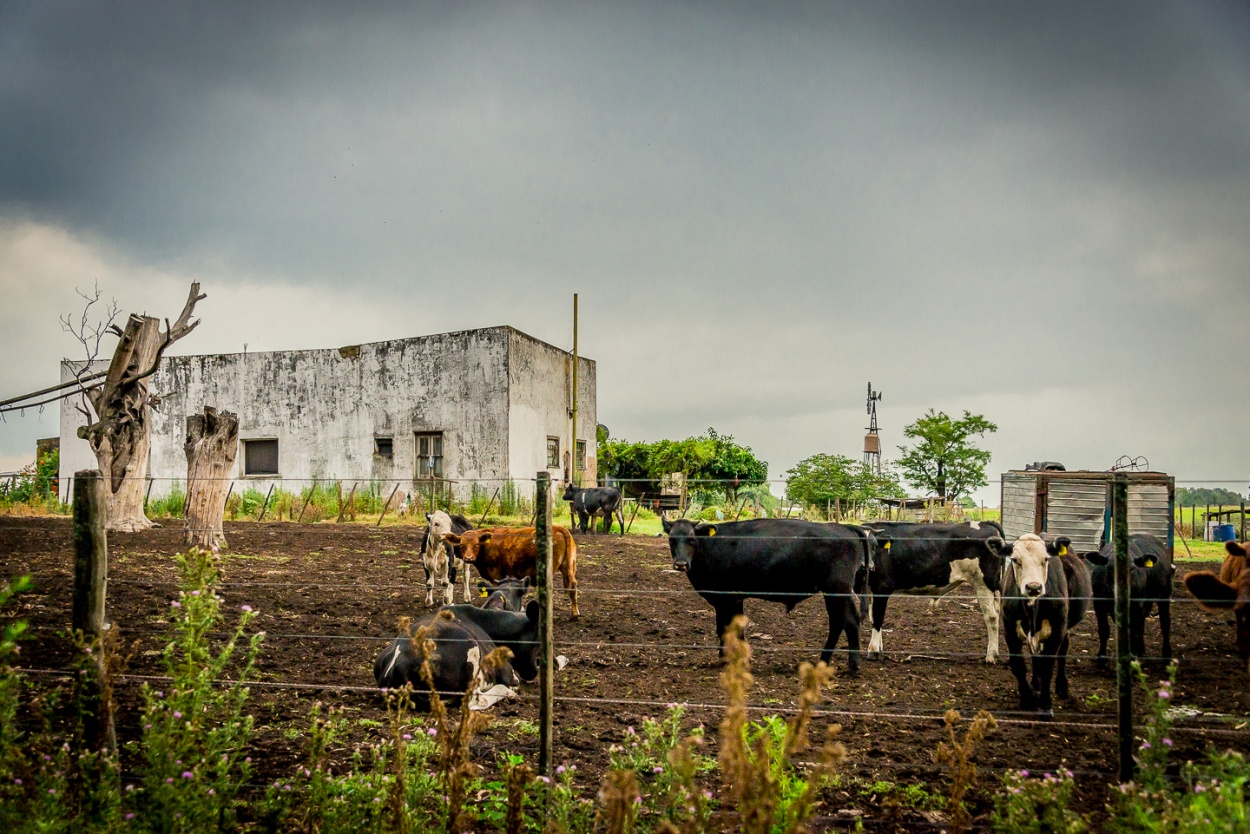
[
  {"xmin": 184, "ymin": 407, "xmax": 239, "ymax": 550},
  {"xmin": 76, "ymin": 284, "xmax": 205, "ymax": 532}
]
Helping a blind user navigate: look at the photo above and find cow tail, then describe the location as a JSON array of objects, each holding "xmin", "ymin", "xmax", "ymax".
[{"xmin": 851, "ymin": 526, "xmax": 875, "ymax": 622}]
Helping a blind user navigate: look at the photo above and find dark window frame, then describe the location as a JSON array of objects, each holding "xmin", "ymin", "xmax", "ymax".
[
  {"xmin": 416, "ymin": 432, "xmax": 444, "ymax": 479},
  {"xmin": 242, "ymin": 438, "xmax": 280, "ymax": 476},
  {"xmin": 374, "ymin": 437, "xmax": 394, "ymax": 459},
  {"xmin": 575, "ymin": 439, "xmax": 587, "ymax": 472},
  {"xmin": 546, "ymin": 436, "xmax": 560, "ymax": 469}
]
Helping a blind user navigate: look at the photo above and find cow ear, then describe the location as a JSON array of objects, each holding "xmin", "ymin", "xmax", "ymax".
[
  {"xmin": 1051, "ymin": 537, "xmax": 1072, "ymax": 557},
  {"xmin": 525, "ymin": 599, "xmax": 541, "ymax": 623},
  {"xmin": 479, "ymin": 532, "xmax": 492, "ymax": 544},
  {"xmin": 985, "ymin": 537, "xmax": 1011, "ymax": 557},
  {"xmin": 425, "ymin": 513, "xmax": 432, "ymax": 522},
  {"xmin": 698, "ymin": 524, "xmax": 717, "ymax": 537},
  {"xmin": 443, "ymin": 533, "xmax": 461, "ymax": 546},
  {"xmin": 1084, "ymin": 551, "xmax": 1110, "ymax": 566},
  {"xmin": 660, "ymin": 515, "xmax": 673, "ymax": 533},
  {"xmin": 1227, "ymin": 541, "xmax": 1248, "ymax": 558},
  {"xmin": 879, "ymin": 536, "xmax": 892, "ymax": 552},
  {"xmin": 1185, "ymin": 572, "xmax": 1239, "ymax": 610}
]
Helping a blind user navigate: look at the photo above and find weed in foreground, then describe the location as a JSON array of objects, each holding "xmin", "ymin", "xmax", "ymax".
[{"xmin": 933, "ymin": 708, "xmax": 997, "ymax": 834}]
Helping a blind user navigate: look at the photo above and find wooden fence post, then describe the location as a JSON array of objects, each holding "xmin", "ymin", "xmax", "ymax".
[
  {"xmin": 1113, "ymin": 473, "xmax": 1134, "ymax": 783},
  {"xmin": 377, "ymin": 482, "xmax": 401, "ymax": 526},
  {"xmin": 72, "ymin": 470, "xmax": 116, "ymax": 754},
  {"xmin": 535, "ymin": 472, "xmax": 554, "ymax": 775},
  {"xmin": 257, "ymin": 483, "xmax": 276, "ymax": 521}
]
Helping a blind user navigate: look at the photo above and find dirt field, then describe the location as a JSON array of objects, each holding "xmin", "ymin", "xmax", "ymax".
[{"xmin": 3, "ymin": 517, "xmax": 1248, "ymax": 830}]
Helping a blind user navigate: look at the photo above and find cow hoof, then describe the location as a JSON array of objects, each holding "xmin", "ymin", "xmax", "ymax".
[
  {"xmin": 1036, "ymin": 708, "xmax": 1055, "ymax": 720},
  {"xmin": 865, "ymin": 651, "xmax": 881, "ymax": 662}
]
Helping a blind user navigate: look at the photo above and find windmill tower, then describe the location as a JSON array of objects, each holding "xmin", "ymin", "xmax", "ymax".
[{"xmin": 864, "ymin": 382, "xmax": 883, "ymax": 473}]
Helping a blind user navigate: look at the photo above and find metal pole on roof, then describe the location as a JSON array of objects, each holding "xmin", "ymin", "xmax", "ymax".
[{"xmin": 571, "ymin": 293, "xmax": 579, "ymax": 487}]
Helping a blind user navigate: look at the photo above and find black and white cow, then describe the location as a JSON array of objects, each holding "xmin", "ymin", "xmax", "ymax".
[
  {"xmin": 661, "ymin": 516, "xmax": 872, "ymax": 673},
  {"xmin": 562, "ymin": 484, "xmax": 625, "ymax": 535},
  {"xmin": 862, "ymin": 521, "xmax": 1008, "ymax": 663},
  {"xmin": 1084, "ymin": 533, "xmax": 1174, "ymax": 667},
  {"xmin": 439, "ymin": 600, "xmax": 542, "ymax": 681},
  {"xmin": 1001, "ymin": 534, "xmax": 1092, "ymax": 717},
  {"xmin": 374, "ymin": 610, "xmax": 521, "ymax": 710},
  {"xmin": 422, "ymin": 511, "xmax": 474, "ymax": 606}
]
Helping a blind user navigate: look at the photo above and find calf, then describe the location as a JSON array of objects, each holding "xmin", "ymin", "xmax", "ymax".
[
  {"xmin": 1083, "ymin": 534, "xmax": 1174, "ymax": 667},
  {"xmin": 374, "ymin": 610, "xmax": 520, "ymax": 710},
  {"xmin": 562, "ymin": 484, "xmax": 625, "ymax": 535},
  {"xmin": 1001, "ymin": 534, "xmax": 1092, "ymax": 717},
  {"xmin": 863, "ymin": 521, "xmax": 1008, "ymax": 663},
  {"xmin": 421, "ymin": 511, "xmax": 474, "ymax": 606},
  {"xmin": 661, "ymin": 516, "xmax": 871, "ymax": 673},
  {"xmin": 1183, "ymin": 541, "xmax": 1250, "ymax": 670},
  {"xmin": 444, "ymin": 526, "xmax": 580, "ymax": 619}
]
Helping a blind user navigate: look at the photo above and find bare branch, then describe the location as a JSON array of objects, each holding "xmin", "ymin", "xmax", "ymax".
[{"xmin": 124, "ymin": 282, "xmax": 205, "ymax": 386}]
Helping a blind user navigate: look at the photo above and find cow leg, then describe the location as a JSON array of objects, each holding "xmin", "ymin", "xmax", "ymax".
[
  {"xmin": 867, "ymin": 592, "xmax": 890, "ymax": 661},
  {"xmin": 423, "ymin": 551, "xmax": 437, "ymax": 607},
  {"xmin": 824, "ymin": 592, "xmax": 860, "ymax": 674},
  {"xmin": 714, "ymin": 599, "xmax": 746, "ymax": 656},
  {"xmin": 434, "ymin": 551, "xmax": 452, "ymax": 607},
  {"xmin": 1158, "ymin": 597, "xmax": 1173, "ymax": 660},
  {"xmin": 459, "ymin": 557, "xmax": 472, "ymax": 604},
  {"xmin": 1034, "ymin": 639, "xmax": 1059, "ymax": 717},
  {"xmin": 562, "ymin": 565, "xmax": 580, "ymax": 620},
  {"xmin": 972, "ymin": 579, "xmax": 1001, "ymax": 664},
  {"xmin": 1130, "ymin": 602, "xmax": 1147, "ymax": 658},
  {"xmin": 1094, "ymin": 602, "xmax": 1112, "ymax": 670},
  {"xmin": 1004, "ymin": 622, "xmax": 1034, "ymax": 710},
  {"xmin": 1055, "ymin": 633, "xmax": 1072, "ymax": 700}
]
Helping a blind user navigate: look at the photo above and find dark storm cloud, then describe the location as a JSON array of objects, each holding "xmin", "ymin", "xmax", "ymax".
[{"xmin": 1, "ymin": 1, "xmax": 1248, "ymax": 488}]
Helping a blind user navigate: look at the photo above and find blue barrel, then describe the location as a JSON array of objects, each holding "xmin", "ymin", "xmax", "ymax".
[{"xmin": 1217, "ymin": 523, "xmax": 1237, "ymax": 542}]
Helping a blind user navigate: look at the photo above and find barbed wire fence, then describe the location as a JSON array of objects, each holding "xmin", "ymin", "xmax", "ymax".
[{"xmin": 2, "ymin": 470, "xmax": 1249, "ymax": 828}]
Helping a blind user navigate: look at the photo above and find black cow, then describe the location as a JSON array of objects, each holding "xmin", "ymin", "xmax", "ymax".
[
  {"xmin": 374, "ymin": 611, "xmax": 520, "ymax": 709},
  {"xmin": 478, "ymin": 577, "xmax": 530, "ymax": 612},
  {"xmin": 562, "ymin": 484, "xmax": 625, "ymax": 535},
  {"xmin": 661, "ymin": 516, "xmax": 871, "ymax": 673},
  {"xmin": 1001, "ymin": 534, "xmax": 1092, "ymax": 717},
  {"xmin": 863, "ymin": 521, "xmax": 1008, "ymax": 663},
  {"xmin": 1084, "ymin": 534, "xmax": 1174, "ymax": 667},
  {"xmin": 439, "ymin": 600, "xmax": 541, "ymax": 681}
]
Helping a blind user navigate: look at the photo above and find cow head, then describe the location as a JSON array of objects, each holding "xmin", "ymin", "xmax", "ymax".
[
  {"xmin": 662, "ymin": 517, "xmax": 715, "ymax": 572},
  {"xmin": 443, "ymin": 530, "xmax": 491, "ymax": 563},
  {"xmin": 479, "ymin": 577, "xmax": 530, "ymax": 612},
  {"xmin": 562, "ymin": 484, "xmax": 577, "ymax": 502},
  {"xmin": 1005, "ymin": 534, "xmax": 1066, "ymax": 604},
  {"xmin": 1184, "ymin": 541, "xmax": 1250, "ymax": 668},
  {"xmin": 980, "ymin": 536, "xmax": 1014, "ymax": 592},
  {"xmin": 426, "ymin": 510, "xmax": 454, "ymax": 539}
]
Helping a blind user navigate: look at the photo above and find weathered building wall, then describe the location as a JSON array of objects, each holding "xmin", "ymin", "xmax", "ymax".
[
  {"xmin": 59, "ymin": 326, "xmax": 593, "ymax": 501},
  {"xmin": 506, "ymin": 329, "xmax": 597, "ymax": 492}
]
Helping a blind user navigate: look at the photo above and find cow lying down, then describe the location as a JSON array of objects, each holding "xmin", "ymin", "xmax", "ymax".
[{"xmin": 374, "ymin": 601, "xmax": 541, "ymax": 711}]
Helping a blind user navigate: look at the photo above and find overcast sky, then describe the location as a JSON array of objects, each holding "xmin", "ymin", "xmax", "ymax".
[{"xmin": 2, "ymin": 1, "xmax": 1248, "ymax": 501}]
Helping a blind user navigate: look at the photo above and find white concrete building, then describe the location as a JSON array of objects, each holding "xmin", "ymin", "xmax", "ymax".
[{"xmin": 59, "ymin": 326, "xmax": 597, "ymax": 499}]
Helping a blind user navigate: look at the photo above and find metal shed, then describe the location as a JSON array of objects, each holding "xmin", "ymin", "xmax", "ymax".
[{"xmin": 1000, "ymin": 470, "xmax": 1175, "ymax": 552}]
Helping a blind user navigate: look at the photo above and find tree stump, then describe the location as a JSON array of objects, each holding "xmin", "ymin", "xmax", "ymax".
[{"xmin": 183, "ymin": 407, "xmax": 239, "ymax": 550}]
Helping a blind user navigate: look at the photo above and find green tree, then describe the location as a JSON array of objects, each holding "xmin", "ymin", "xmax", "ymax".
[
  {"xmin": 598, "ymin": 428, "xmax": 767, "ymax": 502},
  {"xmin": 785, "ymin": 454, "xmax": 905, "ymax": 507},
  {"xmin": 896, "ymin": 410, "xmax": 997, "ymax": 500}
]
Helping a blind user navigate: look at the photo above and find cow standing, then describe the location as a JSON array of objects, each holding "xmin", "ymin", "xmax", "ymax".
[
  {"xmin": 661, "ymin": 516, "xmax": 870, "ymax": 673},
  {"xmin": 444, "ymin": 526, "xmax": 580, "ymax": 619},
  {"xmin": 863, "ymin": 521, "xmax": 1008, "ymax": 663},
  {"xmin": 422, "ymin": 511, "xmax": 474, "ymax": 606},
  {"xmin": 562, "ymin": 484, "xmax": 625, "ymax": 535},
  {"xmin": 1001, "ymin": 534, "xmax": 1092, "ymax": 717},
  {"xmin": 1083, "ymin": 533, "xmax": 1174, "ymax": 667},
  {"xmin": 1184, "ymin": 540, "xmax": 1250, "ymax": 670}
]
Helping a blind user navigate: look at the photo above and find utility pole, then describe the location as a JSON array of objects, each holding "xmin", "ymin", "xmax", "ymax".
[{"xmin": 571, "ymin": 293, "xmax": 579, "ymax": 486}]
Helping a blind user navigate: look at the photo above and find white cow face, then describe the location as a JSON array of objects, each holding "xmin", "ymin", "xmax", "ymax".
[
  {"xmin": 426, "ymin": 510, "xmax": 454, "ymax": 538},
  {"xmin": 1006, "ymin": 534, "xmax": 1067, "ymax": 604}
]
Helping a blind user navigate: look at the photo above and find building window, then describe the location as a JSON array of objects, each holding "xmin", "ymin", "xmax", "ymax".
[
  {"xmin": 546, "ymin": 436, "xmax": 560, "ymax": 469},
  {"xmin": 243, "ymin": 439, "xmax": 279, "ymax": 476},
  {"xmin": 416, "ymin": 432, "xmax": 443, "ymax": 479},
  {"xmin": 374, "ymin": 437, "xmax": 393, "ymax": 459},
  {"xmin": 575, "ymin": 440, "xmax": 587, "ymax": 472}
]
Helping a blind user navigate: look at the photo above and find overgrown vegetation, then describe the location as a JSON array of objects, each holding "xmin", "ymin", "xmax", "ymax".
[
  {"xmin": 784, "ymin": 453, "xmax": 906, "ymax": 509},
  {"xmin": 0, "ymin": 449, "xmax": 67, "ymax": 514},
  {"xmin": 600, "ymin": 428, "xmax": 768, "ymax": 503}
]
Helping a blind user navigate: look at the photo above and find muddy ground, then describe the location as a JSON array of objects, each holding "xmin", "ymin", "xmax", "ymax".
[{"xmin": 3, "ymin": 516, "xmax": 1248, "ymax": 830}]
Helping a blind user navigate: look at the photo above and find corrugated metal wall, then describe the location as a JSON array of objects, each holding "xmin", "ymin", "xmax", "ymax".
[
  {"xmin": 1046, "ymin": 480, "xmax": 1107, "ymax": 551},
  {"xmin": 1001, "ymin": 473, "xmax": 1036, "ymax": 541},
  {"xmin": 999, "ymin": 471, "xmax": 1173, "ymax": 552}
]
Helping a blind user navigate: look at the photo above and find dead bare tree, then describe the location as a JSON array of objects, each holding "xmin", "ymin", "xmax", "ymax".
[
  {"xmin": 183, "ymin": 407, "xmax": 239, "ymax": 549},
  {"xmin": 74, "ymin": 283, "xmax": 206, "ymax": 531}
]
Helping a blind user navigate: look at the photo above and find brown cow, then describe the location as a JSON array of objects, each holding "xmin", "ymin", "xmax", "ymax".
[
  {"xmin": 1184, "ymin": 541, "xmax": 1250, "ymax": 669},
  {"xmin": 443, "ymin": 526, "xmax": 580, "ymax": 619}
]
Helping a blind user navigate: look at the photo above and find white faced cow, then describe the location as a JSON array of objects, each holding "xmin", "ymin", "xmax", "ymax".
[{"xmin": 422, "ymin": 511, "xmax": 473, "ymax": 606}]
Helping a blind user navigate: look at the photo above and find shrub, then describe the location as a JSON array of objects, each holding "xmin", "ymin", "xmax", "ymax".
[{"xmin": 992, "ymin": 767, "xmax": 1086, "ymax": 834}]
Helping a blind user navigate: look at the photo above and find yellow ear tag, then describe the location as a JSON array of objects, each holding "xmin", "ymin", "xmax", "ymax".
[
  {"xmin": 884, "ymin": 542, "xmax": 891, "ymax": 551},
  {"xmin": 1058, "ymin": 545, "xmax": 1068, "ymax": 556},
  {"xmin": 707, "ymin": 528, "xmax": 716, "ymax": 536},
  {"xmin": 479, "ymin": 588, "xmax": 489, "ymax": 598},
  {"xmin": 1145, "ymin": 559, "xmax": 1155, "ymax": 568}
]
